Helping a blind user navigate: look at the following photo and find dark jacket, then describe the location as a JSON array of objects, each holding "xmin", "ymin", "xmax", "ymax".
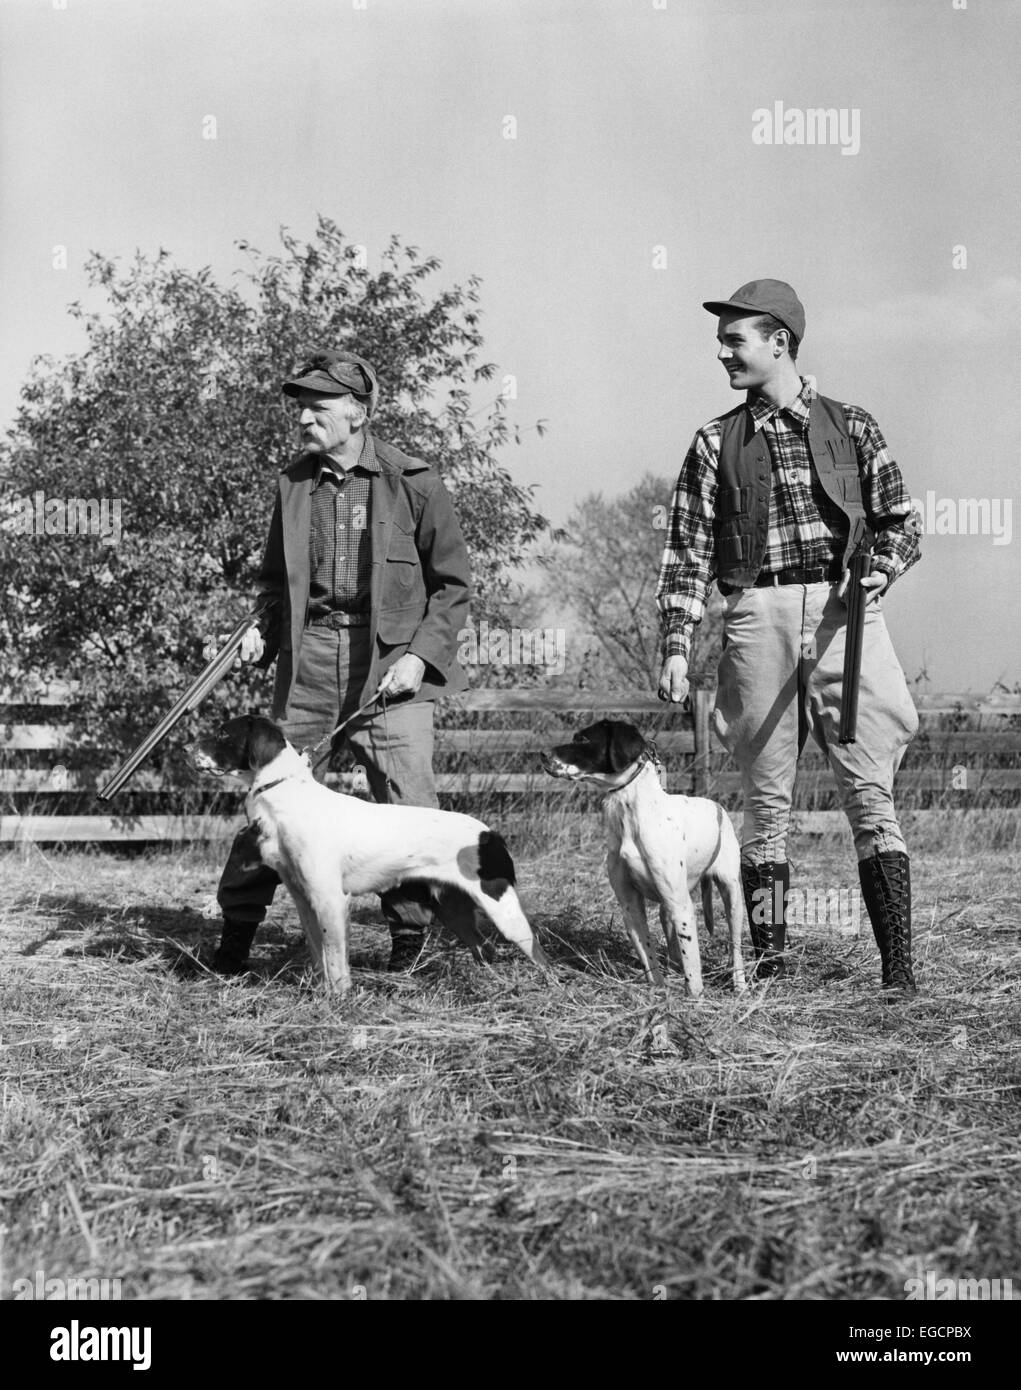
[{"xmin": 255, "ymin": 436, "xmax": 470, "ymax": 719}]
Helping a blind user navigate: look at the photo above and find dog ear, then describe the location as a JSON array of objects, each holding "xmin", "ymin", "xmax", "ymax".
[
  {"xmin": 606, "ymin": 721, "xmax": 646, "ymax": 773},
  {"xmin": 218, "ymin": 716, "xmax": 253, "ymax": 769},
  {"xmin": 246, "ymin": 715, "xmax": 287, "ymax": 770}
]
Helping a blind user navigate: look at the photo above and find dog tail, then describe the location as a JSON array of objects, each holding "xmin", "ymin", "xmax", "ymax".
[
  {"xmin": 701, "ymin": 880, "xmax": 715, "ymax": 937},
  {"xmin": 477, "ymin": 829, "xmax": 516, "ymax": 900}
]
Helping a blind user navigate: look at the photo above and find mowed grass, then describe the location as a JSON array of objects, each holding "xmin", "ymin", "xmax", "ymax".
[{"xmin": 0, "ymin": 811, "xmax": 1018, "ymax": 1301}]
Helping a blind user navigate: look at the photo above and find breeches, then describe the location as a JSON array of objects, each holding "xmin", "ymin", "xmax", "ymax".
[{"xmin": 712, "ymin": 583, "xmax": 918, "ymax": 863}]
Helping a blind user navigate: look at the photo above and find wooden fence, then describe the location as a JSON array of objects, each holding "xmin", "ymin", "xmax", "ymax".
[{"xmin": 2, "ymin": 687, "xmax": 1019, "ymax": 844}]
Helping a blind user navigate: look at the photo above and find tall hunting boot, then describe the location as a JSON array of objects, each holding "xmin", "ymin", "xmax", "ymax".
[
  {"xmin": 858, "ymin": 851, "xmax": 917, "ymax": 995},
  {"xmin": 741, "ymin": 860, "xmax": 790, "ymax": 979},
  {"xmin": 382, "ymin": 883, "xmax": 434, "ymax": 972},
  {"xmin": 212, "ymin": 918, "xmax": 258, "ymax": 976},
  {"xmin": 214, "ymin": 822, "xmax": 278, "ymax": 976}
]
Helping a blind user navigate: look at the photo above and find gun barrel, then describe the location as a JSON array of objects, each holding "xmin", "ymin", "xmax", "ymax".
[
  {"xmin": 96, "ymin": 611, "xmax": 262, "ymax": 801},
  {"xmin": 838, "ymin": 550, "xmax": 873, "ymax": 744}
]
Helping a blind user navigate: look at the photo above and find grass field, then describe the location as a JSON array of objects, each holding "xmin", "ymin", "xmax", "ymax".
[{"xmin": 1, "ymin": 810, "xmax": 1018, "ymax": 1302}]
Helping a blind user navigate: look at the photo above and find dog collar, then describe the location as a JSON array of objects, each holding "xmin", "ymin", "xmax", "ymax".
[
  {"xmin": 604, "ymin": 750, "xmax": 662, "ymax": 795},
  {"xmin": 250, "ymin": 775, "xmax": 292, "ymax": 799}
]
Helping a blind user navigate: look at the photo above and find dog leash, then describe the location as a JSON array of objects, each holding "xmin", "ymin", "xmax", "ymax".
[
  {"xmin": 302, "ymin": 686, "xmax": 397, "ymax": 799},
  {"xmin": 379, "ymin": 691, "xmax": 394, "ymax": 804},
  {"xmin": 645, "ymin": 738, "xmax": 663, "ymax": 774},
  {"xmin": 302, "ymin": 691, "xmax": 383, "ymax": 776}
]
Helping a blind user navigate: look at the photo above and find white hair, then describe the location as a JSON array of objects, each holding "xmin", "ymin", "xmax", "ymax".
[{"xmin": 336, "ymin": 395, "xmax": 369, "ymax": 430}]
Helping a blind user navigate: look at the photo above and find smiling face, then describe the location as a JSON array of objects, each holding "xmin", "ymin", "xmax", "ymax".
[{"xmin": 715, "ymin": 310, "xmax": 787, "ymax": 395}]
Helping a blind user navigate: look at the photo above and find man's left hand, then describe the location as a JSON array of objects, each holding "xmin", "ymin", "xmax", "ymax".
[
  {"xmin": 837, "ymin": 570, "xmax": 888, "ymax": 607},
  {"xmin": 377, "ymin": 653, "xmax": 426, "ymax": 699}
]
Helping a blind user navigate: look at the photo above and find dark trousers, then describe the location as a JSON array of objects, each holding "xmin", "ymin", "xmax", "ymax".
[{"xmin": 217, "ymin": 625, "xmax": 439, "ymax": 936}]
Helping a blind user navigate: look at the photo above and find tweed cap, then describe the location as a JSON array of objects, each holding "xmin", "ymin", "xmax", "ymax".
[{"xmin": 282, "ymin": 351, "xmax": 379, "ymax": 417}]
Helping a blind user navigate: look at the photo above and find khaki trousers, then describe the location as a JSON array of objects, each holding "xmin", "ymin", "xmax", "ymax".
[{"xmin": 713, "ymin": 583, "xmax": 918, "ymax": 864}]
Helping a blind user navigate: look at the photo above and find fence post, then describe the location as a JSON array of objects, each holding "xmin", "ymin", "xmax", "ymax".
[{"xmin": 692, "ymin": 688, "xmax": 711, "ymax": 796}]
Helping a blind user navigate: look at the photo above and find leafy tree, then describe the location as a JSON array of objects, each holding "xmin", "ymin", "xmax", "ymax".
[
  {"xmin": 0, "ymin": 217, "xmax": 550, "ymax": 775},
  {"xmin": 538, "ymin": 473, "xmax": 723, "ymax": 691}
]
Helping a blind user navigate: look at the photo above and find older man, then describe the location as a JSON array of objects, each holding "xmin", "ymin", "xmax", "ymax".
[
  {"xmin": 213, "ymin": 349, "xmax": 471, "ymax": 974},
  {"xmin": 657, "ymin": 281, "xmax": 921, "ymax": 994}
]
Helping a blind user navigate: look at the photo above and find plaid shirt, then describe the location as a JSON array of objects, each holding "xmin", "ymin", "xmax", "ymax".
[
  {"xmin": 308, "ymin": 432, "xmax": 379, "ymax": 617},
  {"xmin": 656, "ymin": 378, "xmax": 920, "ymax": 660}
]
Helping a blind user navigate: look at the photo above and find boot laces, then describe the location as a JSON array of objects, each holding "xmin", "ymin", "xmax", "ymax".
[{"xmin": 870, "ymin": 856, "xmax": 913, "ymax": 984}]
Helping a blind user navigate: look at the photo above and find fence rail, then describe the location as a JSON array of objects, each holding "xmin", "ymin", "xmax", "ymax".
[
  {"xmin": 3, "ymin": 687, "xmax": 1019, "ymax": 844},
  {"xmin": 4, "ymin": 684, "xmax": 1021, "ymax": 716}
]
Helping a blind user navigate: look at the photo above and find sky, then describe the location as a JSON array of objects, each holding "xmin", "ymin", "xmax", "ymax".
[{"xmin": 1, "ymin": 0, "xmax": 1019, "ymax": 691}]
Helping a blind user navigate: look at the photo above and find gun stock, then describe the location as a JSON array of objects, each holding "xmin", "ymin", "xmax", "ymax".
[
  {"xmin": 838, "ymin": 547, "xmax": 873, "ymax": 745},
  {"xmin": 97, "ymin": 608, "xmax": 266, "ymax": 801}
]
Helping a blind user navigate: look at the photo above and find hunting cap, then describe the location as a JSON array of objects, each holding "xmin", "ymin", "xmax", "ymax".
[
  {"xmin": 282, "ymin": 350, "xmax": 379, "ymax": 417},
  {"xmin": 702, "ymin": 279, "xmax": 806, "ymax": 342}
]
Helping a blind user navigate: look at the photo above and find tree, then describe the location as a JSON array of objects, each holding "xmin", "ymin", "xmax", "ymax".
[
  {"xmin": 537, "ymin": 473, "xmax": 723, "ymax": 691},
  {"xmin": 0, "ymin": 217, "xmax": 550, "ymax": 772}
]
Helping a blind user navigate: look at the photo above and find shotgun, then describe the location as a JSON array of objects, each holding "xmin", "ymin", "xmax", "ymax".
[
  {"xmin": 838, "ymin": 539, "xmax": 873, "ymax": 745},
  {"xmin": 97, "ymin": 604, "xmax": 270, "ymax": 800}
]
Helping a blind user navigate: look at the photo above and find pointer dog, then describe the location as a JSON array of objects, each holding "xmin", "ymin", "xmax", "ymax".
[
  {"xmin": 193, "ymin": 714, "xmax": 550, "ymax": 993},
  {"xmin": 541, "ymin": 720, "xmax": 746, "ymax": 996}
]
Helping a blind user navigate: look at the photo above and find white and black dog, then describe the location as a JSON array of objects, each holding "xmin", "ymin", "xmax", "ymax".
[
  {"xmin": 193, "ymin": 714, "xmax": 551, "ymax": 993},
  {"xmin": 541, "ymin": 720, "xmax": 746, "ymax": 996}
]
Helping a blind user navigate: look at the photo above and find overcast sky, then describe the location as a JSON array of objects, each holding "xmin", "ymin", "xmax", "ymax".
[{"xmin": 2, "ymin": 0, "xmax": 1019, "ymax": 691}]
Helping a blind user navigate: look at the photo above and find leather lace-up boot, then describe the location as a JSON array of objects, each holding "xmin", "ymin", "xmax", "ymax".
[
  {"xmin": 741, "ymin": 860, "xmax": 790, "ymax": 979},
  {"xmin": 858, "ymin": 851, "xmax": 917, "ymax": 995}
]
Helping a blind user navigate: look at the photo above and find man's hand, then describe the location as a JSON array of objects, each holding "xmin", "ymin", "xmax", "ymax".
[
  {"xmin": 658, "ymin": 654, "xmax": 690, "ymax": 704},
  {"xmin": 238, "ymin": 626, "xmax": 265, "ymax": 662},
  {"xmin": 378, "ymin": 653, "xmax": 426, "ymax": 699},
  {"xmin": 202, "ymin": 626, "xmax": 265, "ymax": 666},
  {"xmin": 837, "ymin": 570, "xmax": 888, "ymax": 607}
]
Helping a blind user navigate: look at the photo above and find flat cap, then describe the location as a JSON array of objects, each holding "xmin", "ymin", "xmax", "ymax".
[
  {"xmin": 702, "ymin": 279, "xmax": 806, "ymax": 342},
  {"xmin": 282, "ymin": 350, "xmax": 379, "ymax": 417}
]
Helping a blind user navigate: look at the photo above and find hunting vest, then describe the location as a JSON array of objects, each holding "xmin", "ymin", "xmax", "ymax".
[{"xmin": 714, "ymin": 391, "xmax": 874, "ymax": 588}]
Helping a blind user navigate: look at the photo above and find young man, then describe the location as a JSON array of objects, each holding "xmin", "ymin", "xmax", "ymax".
[
  {"xmin": 213, "ymin": 349, "xmax": 471, "ymax": 974},
  {"xmin": 657, "ymin": 281, "xmax": 921, "ymax": 994}
]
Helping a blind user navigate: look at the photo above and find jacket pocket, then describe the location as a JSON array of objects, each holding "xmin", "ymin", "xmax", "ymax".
[
  {"xmin": 827, "ymin": 436, "xmax": 858, "ymax": 470},
  {"xmin": 718, "ymin": 486, "xmax": 751, "ymax": 517},
  {"xmin": 385, "ymin": 519, "xmax": 424, "ymax": 597},
  {"xmin": 376, "ymin": 607, "xmax": 423, "ymax": 646},
  {"xmin": 716, "ymin": 532, "xmax": 751, "ymax": 564}
]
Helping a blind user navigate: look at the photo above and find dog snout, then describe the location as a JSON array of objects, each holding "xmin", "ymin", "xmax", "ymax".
[
  {"xmin": 190, "ymin": 739, "xmax": 226, "ymax": 774},
  {"xmin": 540, "ymin": 750, "xmax": 573, "ymax": 778}
]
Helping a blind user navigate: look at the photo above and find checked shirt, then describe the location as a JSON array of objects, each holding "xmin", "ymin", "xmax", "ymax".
[
  {"xmin": 656, "ymin": 378, "xmax": 920, "ymax": 660},
  {"xmin": 308, "ymin": 432, "xmax": 379, "ymax": 618}
]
